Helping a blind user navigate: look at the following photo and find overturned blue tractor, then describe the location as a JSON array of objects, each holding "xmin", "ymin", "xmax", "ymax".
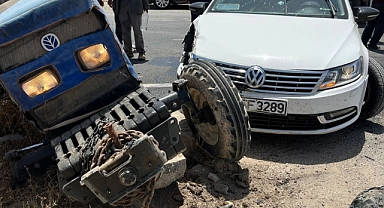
[{"xmin": 0, "ymin": 0, "xmax": 250, "ymax": 206}]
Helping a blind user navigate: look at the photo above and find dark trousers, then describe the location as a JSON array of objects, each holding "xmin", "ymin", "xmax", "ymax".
[
  {"xmin": 361, "ymin": 3, "xmax": 384, "ymax": 46},
  {"xmin": 113, "ymin": 0, "xmax": 123, "ymax": 43},
  {"xmin": 115, "ymin": 14, "xmax": 123, "ymax": 43},
  {"xmin": 118, "ymin": 0, "xmax": 145, "ymax": 54},
  {"xmin": 191, "ymin": 13, "xmax": 198, "ymax": 22}
]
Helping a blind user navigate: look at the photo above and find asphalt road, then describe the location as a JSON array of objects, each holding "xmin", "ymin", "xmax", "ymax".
[{"xmin": 103, "ymin": 4, "xmax": 191, "ymax": 98}]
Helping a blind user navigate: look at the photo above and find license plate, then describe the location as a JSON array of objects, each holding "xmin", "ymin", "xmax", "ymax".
[{"xmin": 243, "ymin": 98, "xmax": 287, "ymax": 115}]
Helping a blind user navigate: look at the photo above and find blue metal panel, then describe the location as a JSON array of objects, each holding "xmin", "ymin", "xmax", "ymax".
[
  {"xmin": 0, "ymin": 0, "xmax": 100, "ymax": 45},
  {"xmin": 0, "ymin": 29, "xmax": 139, "ymax": 111}
]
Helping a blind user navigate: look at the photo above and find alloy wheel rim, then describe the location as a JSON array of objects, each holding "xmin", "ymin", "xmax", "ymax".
[{"xmin": 155, "ymin": 0, "xmax": 170, "ymax": 8}]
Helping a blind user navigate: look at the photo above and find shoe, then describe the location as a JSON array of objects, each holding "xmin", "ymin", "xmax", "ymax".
[
  {"xmin": 368, "ymin": 44, "xmax": 381, "ymax": 50},
  {"xmin": 138, "ymin": 53, "xmax": 146, "ymax": 60},
  {"xmin": 125, "ymin": 50, "xmax": 134, "ymax": 58}
]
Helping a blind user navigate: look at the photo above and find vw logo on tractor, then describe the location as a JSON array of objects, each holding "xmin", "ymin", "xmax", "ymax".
[
  {"xmin": 245, "ymin": 66, "xmax": 266, "ymax": 88},
  {"xmin": 41, "ymin": 33, "xmax": 60, "ymax": 51}
]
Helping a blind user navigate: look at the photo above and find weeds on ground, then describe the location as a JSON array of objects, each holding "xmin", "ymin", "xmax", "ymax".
[
  {"xmin": 0, "ymin": 167, "xmax": 84, "ymax": 208},
  {"xmin": 0, "ymin": 93, "xmax": 44, "ymax": 150},
  {"xmin": 0, "ymin": 93, "xmax": 84, "ymax": 207}
]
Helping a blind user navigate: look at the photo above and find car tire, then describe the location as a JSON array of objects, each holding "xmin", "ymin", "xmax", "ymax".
[
  {"xmin": 154, "ymin": 0, "xmax": 171, "ymax": 9},
  {"xmin": 360, "ymin": 57, "xmax": 384, "ymax": 119},
  {"xmin": 180, "ymin": 60, "xmax": 250, "ymax": 162},
  {"xmin": 350, "ymin": 186, "xmax": 384, "ymax": 208}
]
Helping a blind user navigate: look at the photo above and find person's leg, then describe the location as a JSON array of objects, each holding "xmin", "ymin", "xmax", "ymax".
[
  {"xmin": 361, "ymin": 17, "xmax": 377, "ymax": 46},
  {"xmin": 130, "ymin": 12, "xmax": 145, "ymax": 59},
  {"xmin": 191, "ymin": 12, "xmax": 198, "ymax": 22},
  {"xmin": 369, "ymin": 3, "xmax": 384, "ymax": 47},
  {"xmin": 118, "ymin": 1, "xmax": 133, "ymax": 57},
  {"xmin": 114, "ymin": 13, "xmax": 123, "ymax": 43},
  {"xmin": 113, "ymin": 0, "xmax": 123, "ymax": 43}
]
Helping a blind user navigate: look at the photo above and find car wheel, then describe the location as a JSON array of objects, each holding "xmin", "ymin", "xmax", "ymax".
[
  {"xmin": 154, "ymin": 0, "xmax": 171, "ymax": 9},
  {"xmin": 180, "ymin": 60, "xmax": 250, "ymax": 162},
  {"xmin": 360, "ymin": 57, "xmax": 384, "ymax": 119},
  {"xmin": 350, "ymin": 186, "xmax": 384, "ymax": 208}
]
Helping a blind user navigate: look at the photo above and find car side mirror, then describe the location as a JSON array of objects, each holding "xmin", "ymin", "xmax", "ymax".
[
  {"xmin": 353, "ymin": 6, "xmax": 380, "ymax": 22},
  {"xmin": 189, "ymin": 2, "xmax": 210, "ymax": 16}
]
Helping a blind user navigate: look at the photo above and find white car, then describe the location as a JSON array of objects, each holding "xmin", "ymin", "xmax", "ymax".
[{"xmin": 178, "ymin": 0, "xmax": 384, "ymax": 135}]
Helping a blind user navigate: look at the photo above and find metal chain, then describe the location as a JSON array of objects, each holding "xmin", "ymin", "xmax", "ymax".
[
  {"xmin": 90, "ymin": 124, "xmax": 144, "ymax": 169},
  {"xmin": 80, "ymin": 119, "xmax": 160, "ymax": 207},
  {"xmin": 80, "ymin": 118, "xmax": 110, "ymax": 173}
]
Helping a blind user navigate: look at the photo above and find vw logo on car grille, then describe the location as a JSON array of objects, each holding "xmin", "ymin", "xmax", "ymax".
[
  {"xmin": 245, "ymin": 66, "xmax": 266, "ymax": 88},
  {"xmin": 41, "ymin": 33, "xmax": 60, "ymax": 51}
]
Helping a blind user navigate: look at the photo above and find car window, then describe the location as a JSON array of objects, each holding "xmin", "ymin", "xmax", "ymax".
[{"xmin": 208, "ymin": 0, "xmax": 348, "ymax": 19}]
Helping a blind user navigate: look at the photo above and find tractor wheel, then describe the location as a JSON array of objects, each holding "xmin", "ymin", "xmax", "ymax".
[
  {"xmin": 360, "ymin": 57, "xmax": 384, "ymax": 119},
  {"xmin": 180, "ymin": 60, "xmax": 250, "ymax": 162}
]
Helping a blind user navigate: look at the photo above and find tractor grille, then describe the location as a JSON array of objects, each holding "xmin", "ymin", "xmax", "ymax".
[
  {"xmin": 33, "ymin": 67, "xmax": 138, "ymax": 126},
  {"xmin": 217, "ymin": 63, "xmax": 327, "ymax": 95},
  {"xmin": 0, "ymin": 9, "xmax": 106, "ymax": 73},
  {"xmin": 248, "ymin": 111, "xmax": 357, "ymax": 131},
  {"xmin": 51, "ymin": 86, "xmax": 173, "ymax": 181}
]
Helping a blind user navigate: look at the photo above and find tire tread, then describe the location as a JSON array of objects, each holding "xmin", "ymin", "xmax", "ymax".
[
  {"xmin": 180, "ymin": 60, "xmax": 250, "ymax": 161},
  {"xmin": 361, "ymin": 58, "xmax": 384, "ymax": 119}
]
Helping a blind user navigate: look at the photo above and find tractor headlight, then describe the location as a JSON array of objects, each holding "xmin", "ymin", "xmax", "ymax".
[
  {"xmin": 320, "ymin": 57, "xmax": 363, "ymax": 90},
  {"xmin": 21, "ymin": 68, "xmax": 59, "ymax": 97},
  {"xmin": 78, "ymin": 44, "xmax": 110, "ymax": 71}
]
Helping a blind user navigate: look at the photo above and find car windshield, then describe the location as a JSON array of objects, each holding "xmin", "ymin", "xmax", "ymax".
[{"xmin": 208, "ymin": 0, "xmax": 348, "ymax": 19}]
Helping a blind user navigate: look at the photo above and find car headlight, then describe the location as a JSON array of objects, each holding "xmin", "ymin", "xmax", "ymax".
[
  {"xmin": 21, "ymin": 68, "xmax": 59, "ymax": 98},
  {"xmin": 78, "ymin": 44, "xmax": 110, "ymax": 71},
  {"xmin": 320, "ymin": 57, "xmax": 363, "ymax": 90}
]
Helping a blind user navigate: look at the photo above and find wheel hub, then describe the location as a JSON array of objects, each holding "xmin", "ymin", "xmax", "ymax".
[
  {"xmin": 155, "ymin": 0, "xmax": 170, "ymax": 8},
  {"xmin": 188, "ymin": 88, "xmax": 219, "ymax": 145}
]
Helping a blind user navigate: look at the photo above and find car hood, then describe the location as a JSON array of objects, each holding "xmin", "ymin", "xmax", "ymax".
[{"xmin": 193, "ymin": 13, "xmax": 361, "ymax": 70}]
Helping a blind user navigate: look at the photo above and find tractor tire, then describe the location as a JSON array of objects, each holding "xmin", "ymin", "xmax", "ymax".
[
  {"xmin": 180, "ymin": 60, "xmax": 250, "ymax": 162},
  {"xmin": 360, "ymin": 57, "xmax": 384, "ymax": 120}
]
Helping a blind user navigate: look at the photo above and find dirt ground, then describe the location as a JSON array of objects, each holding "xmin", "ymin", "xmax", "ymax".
[
  {"xmin": 151, "ymin": 112, "xmax": 384, "ymax": 208},
  {"xmin": 1, "ymin": 97, "xmax": 384, "ymax": 208}
]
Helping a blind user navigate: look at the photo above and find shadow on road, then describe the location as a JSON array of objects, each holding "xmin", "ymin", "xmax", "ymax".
[
  {"xmin": 366, "ymin": 40, "xmax": 384, "ymax": 59},
  {"xmin": 368, "ymin": 47, "xmax": 384, "ymax": 55},
  {"xmin": 360, "ymin": 114, "xmax": 384, "ymax": 134},
  {"xmin": 245, "ymin": 119, "xmax": 381, "ymax": 165},
  {"xmin": 130, "ymin": 59, "xmax": 149, "ymax": 65}
]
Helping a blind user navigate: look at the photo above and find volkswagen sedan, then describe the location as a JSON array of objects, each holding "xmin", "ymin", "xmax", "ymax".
[{"xmin": 178, "ymin": 0, "xmax": 384, "ymax": 135}]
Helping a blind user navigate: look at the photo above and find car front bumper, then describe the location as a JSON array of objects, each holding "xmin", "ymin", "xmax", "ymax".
[{"xmin": 240, "ymin": 75, "xmax": 368, "ymax": 135}]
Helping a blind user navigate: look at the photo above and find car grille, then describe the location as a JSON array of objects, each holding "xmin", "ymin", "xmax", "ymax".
[
  {"xmin": 0, "ymin": 9, "xmax": 106, "ymax": 73},
  {"xmin": 248, "ymin": 111, "xmax": 357, "ymax": 131},
  {"xmin": 217, "ymin": 63, "xmax": 327, "ymax": 95}
]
